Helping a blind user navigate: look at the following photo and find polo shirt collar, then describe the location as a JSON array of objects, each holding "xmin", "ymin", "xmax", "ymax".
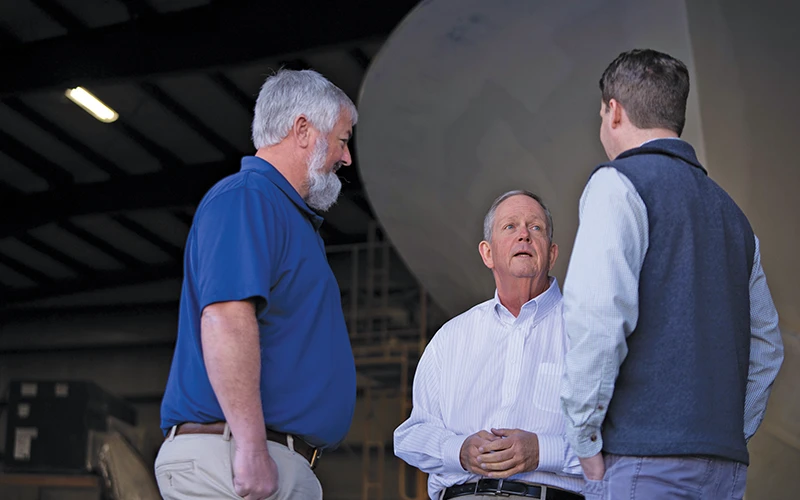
[{"xmin": 240, "ymin": 156, "xmax": 324, "ymax": 230}]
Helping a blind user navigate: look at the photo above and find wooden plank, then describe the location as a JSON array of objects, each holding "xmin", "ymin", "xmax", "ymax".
[{"xmin": 0, "ymin": 473, "xmax": 100, "ymax": 487}]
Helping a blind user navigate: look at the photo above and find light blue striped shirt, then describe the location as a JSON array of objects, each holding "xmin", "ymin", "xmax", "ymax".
[
  {"xmin": 561, "ymin": 163, "xmax": 785, "ymax": 458},
  {"xmin": 395, "ymin": 279, "xmax": 583, "ymax": 499}
]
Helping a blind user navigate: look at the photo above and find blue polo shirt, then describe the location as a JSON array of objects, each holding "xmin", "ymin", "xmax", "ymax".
[{"xmin": 160, "ymin": 156, "xmax": 356, "ymax": 448}]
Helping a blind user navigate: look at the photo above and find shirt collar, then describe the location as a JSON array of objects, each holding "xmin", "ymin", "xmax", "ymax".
[
  {"xmin": 240, "ymin": 156, "xmax": 324, "ymax": 230},
  {"xmin": 639, "ymin": 136, "xmax": 682, "ymax": 147},
  {"xmin": 492, "ymin": 277, "xmax": 562, "ymax": 325}
]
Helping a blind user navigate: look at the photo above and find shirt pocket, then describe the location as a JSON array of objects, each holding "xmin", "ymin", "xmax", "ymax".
[{"xmin": 532, "ymin": 362, "xmax": 563, "ymax": 414}]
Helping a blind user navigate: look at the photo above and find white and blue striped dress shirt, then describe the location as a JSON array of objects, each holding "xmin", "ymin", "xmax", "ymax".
[
  {"xmin": 394, "ymin": 278, "xmax": 583, "ymax": 499},
  {"xmin": 561, "ymin": 160, "xmax": 785, "ymax": 458}
]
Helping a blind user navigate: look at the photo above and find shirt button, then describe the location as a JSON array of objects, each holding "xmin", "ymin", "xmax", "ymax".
[
  {"xmin": 590, "ymin": 434, "xmax": 597, "ymax": 442},
  {"xmin": 598, "ymin": 405, "xmax": 604, "ymax": 410}
]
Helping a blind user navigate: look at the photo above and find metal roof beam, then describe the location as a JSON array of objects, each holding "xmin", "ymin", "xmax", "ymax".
[
  {"xmin": 209, "ymin": 72, "xmax": 255, "ymax": 115},
  {"xmin": 117, "ymin": 0, "xmax": 157, "ymax": 19},
  {"xmin": 57, "ymin": 220, "xmax": 143, "ymax": 269},
  {"xmin": 3, "ymin": 97, "xmax": 128, "ymax": 177},
  {"xmin": 30, "ymin": 0, "xmax": 86, "ymax": 33},
  {"xmin": 0, "ymin": 253, "xmax": 54, "ymax": 285},
  {"xmin": 3, "ymin": 159, "xmax": 369, "ymax": 238},
  {"xmin": 0, "ymin": 0, "xmax": 418, "ymax": 95},
  {"xmin": 0, "ymin": 128, "xmax": 73, "ymax": 187},
  {"xmin": 139, "ymin": 81, "xmax": 239, "ymax": 158},
  {"xmin": 0, "ymin": 261, "xmax": 180, "ymax": 305},
  {"xmin": 111, "ymin": 214, "xmax": 183, "ymax": 261},
  {"xmin": 15, "ymin": 233, "xmax": 98, "ymax": 276}
]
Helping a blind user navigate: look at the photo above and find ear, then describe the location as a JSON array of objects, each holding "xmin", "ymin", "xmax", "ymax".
[
  {"xmin": 548, "ymin": 242, "xmax": 559, "ymax": 272},
  {"xmin": 609, "ymin": 99, "xmax": 624, "ymax": 129},
  {"xmin": 292, "ymin": 115, "xmax": 312, "ymax": 148},
  {"xmin": 479, "ymin": 240, "xmax": 494, "ymax": 270}
]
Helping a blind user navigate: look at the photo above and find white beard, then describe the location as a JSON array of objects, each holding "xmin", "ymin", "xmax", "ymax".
[{"xmin": 305, "ymin": 138, "xmax": 342, "ymax": 212}]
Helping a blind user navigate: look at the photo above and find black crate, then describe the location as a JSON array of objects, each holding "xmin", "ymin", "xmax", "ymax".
[{"xmin": 4, "ymin": 380, "xmax": 137, "ymax": 474}]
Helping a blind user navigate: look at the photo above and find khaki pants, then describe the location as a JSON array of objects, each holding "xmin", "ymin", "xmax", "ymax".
[{"xmin": 155, "ymin": 425, "xmax": 323, "ymax": 499}]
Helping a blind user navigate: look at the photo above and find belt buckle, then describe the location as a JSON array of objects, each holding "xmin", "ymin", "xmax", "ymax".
[
  {"xmin": 475, "ymin": 478, "xmax": 510, "ymax": 497},
  {"xmin": 309, "ymin": 448, "xmax": 321, "ymax": 470}
]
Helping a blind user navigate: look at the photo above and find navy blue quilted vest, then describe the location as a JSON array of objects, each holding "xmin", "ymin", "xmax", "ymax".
[{"xmin": 594, "ymin": 139, "xmax": 755, "ymax": 464}]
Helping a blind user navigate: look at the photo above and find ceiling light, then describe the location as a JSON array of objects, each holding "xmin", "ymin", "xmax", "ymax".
[{"xmin": 65, "ymin": 87, "xmax": 119, "ymax": 123}]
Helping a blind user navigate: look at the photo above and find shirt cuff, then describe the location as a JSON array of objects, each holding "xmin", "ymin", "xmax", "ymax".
[
  {"xmin": 535, "ymin": 434, "xmax": 565, "ymax": 473},
  {"xmin": 442, "ymin": 434, "xmax": 469, "ymax": 473},
  {"xmin": 567, "ymin": 426, "xmax": 603, "ymax": 458}
]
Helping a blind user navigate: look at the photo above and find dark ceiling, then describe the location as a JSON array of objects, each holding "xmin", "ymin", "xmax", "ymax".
[{"xmin": 0, "ymin": 0, "xmax": 420, "ymax": 316}]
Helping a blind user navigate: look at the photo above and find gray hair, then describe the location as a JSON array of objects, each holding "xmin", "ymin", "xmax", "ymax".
[
  {"xmin": 483, "ymin": 190, "xmax": 554, "ymax": 243},
  {"xmin": 252, "ymin": 69, "xmax": 358, "ymax": 149}
]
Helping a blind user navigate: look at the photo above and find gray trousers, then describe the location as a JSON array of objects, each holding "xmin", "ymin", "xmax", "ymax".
[{"xmin": 582, "ymin": 454, "xmax": 747, "ymax": 500}]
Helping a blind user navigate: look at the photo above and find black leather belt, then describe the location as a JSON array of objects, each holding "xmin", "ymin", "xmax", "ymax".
[{"xmin": 443, "ymin": 479, "xmax": 583, "ymax": 499}]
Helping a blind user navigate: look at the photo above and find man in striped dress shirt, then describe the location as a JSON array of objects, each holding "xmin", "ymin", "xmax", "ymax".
[{"xmin": 395, "ymin": 191, "xmax": 584, "ymax": 499}]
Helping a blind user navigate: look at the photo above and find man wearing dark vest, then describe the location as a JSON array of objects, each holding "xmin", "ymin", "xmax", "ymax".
[{"xmin": 560, "ymin": 49, "xmax": 784, "ymax": 499}]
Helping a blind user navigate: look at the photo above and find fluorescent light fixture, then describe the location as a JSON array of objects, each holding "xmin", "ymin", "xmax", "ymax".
[{"xmin": 65, "ymin": 87, "xmax": 119, "ymax": 123}]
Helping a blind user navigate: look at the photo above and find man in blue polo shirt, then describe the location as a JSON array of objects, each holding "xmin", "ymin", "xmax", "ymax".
[{"xmin": 155, "ymin": 69, "xmax": 358, "ymax": 500}]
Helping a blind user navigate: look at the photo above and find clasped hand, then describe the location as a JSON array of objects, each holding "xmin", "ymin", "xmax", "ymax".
[{"xmin": 459, "ymin": 428, "xmax": 539, "ymax": 479}]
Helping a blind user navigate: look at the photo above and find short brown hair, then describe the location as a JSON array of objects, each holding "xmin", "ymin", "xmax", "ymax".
[{"xmin": 600, "ymin": 49, "xmax": 690, "ymax": 135}]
